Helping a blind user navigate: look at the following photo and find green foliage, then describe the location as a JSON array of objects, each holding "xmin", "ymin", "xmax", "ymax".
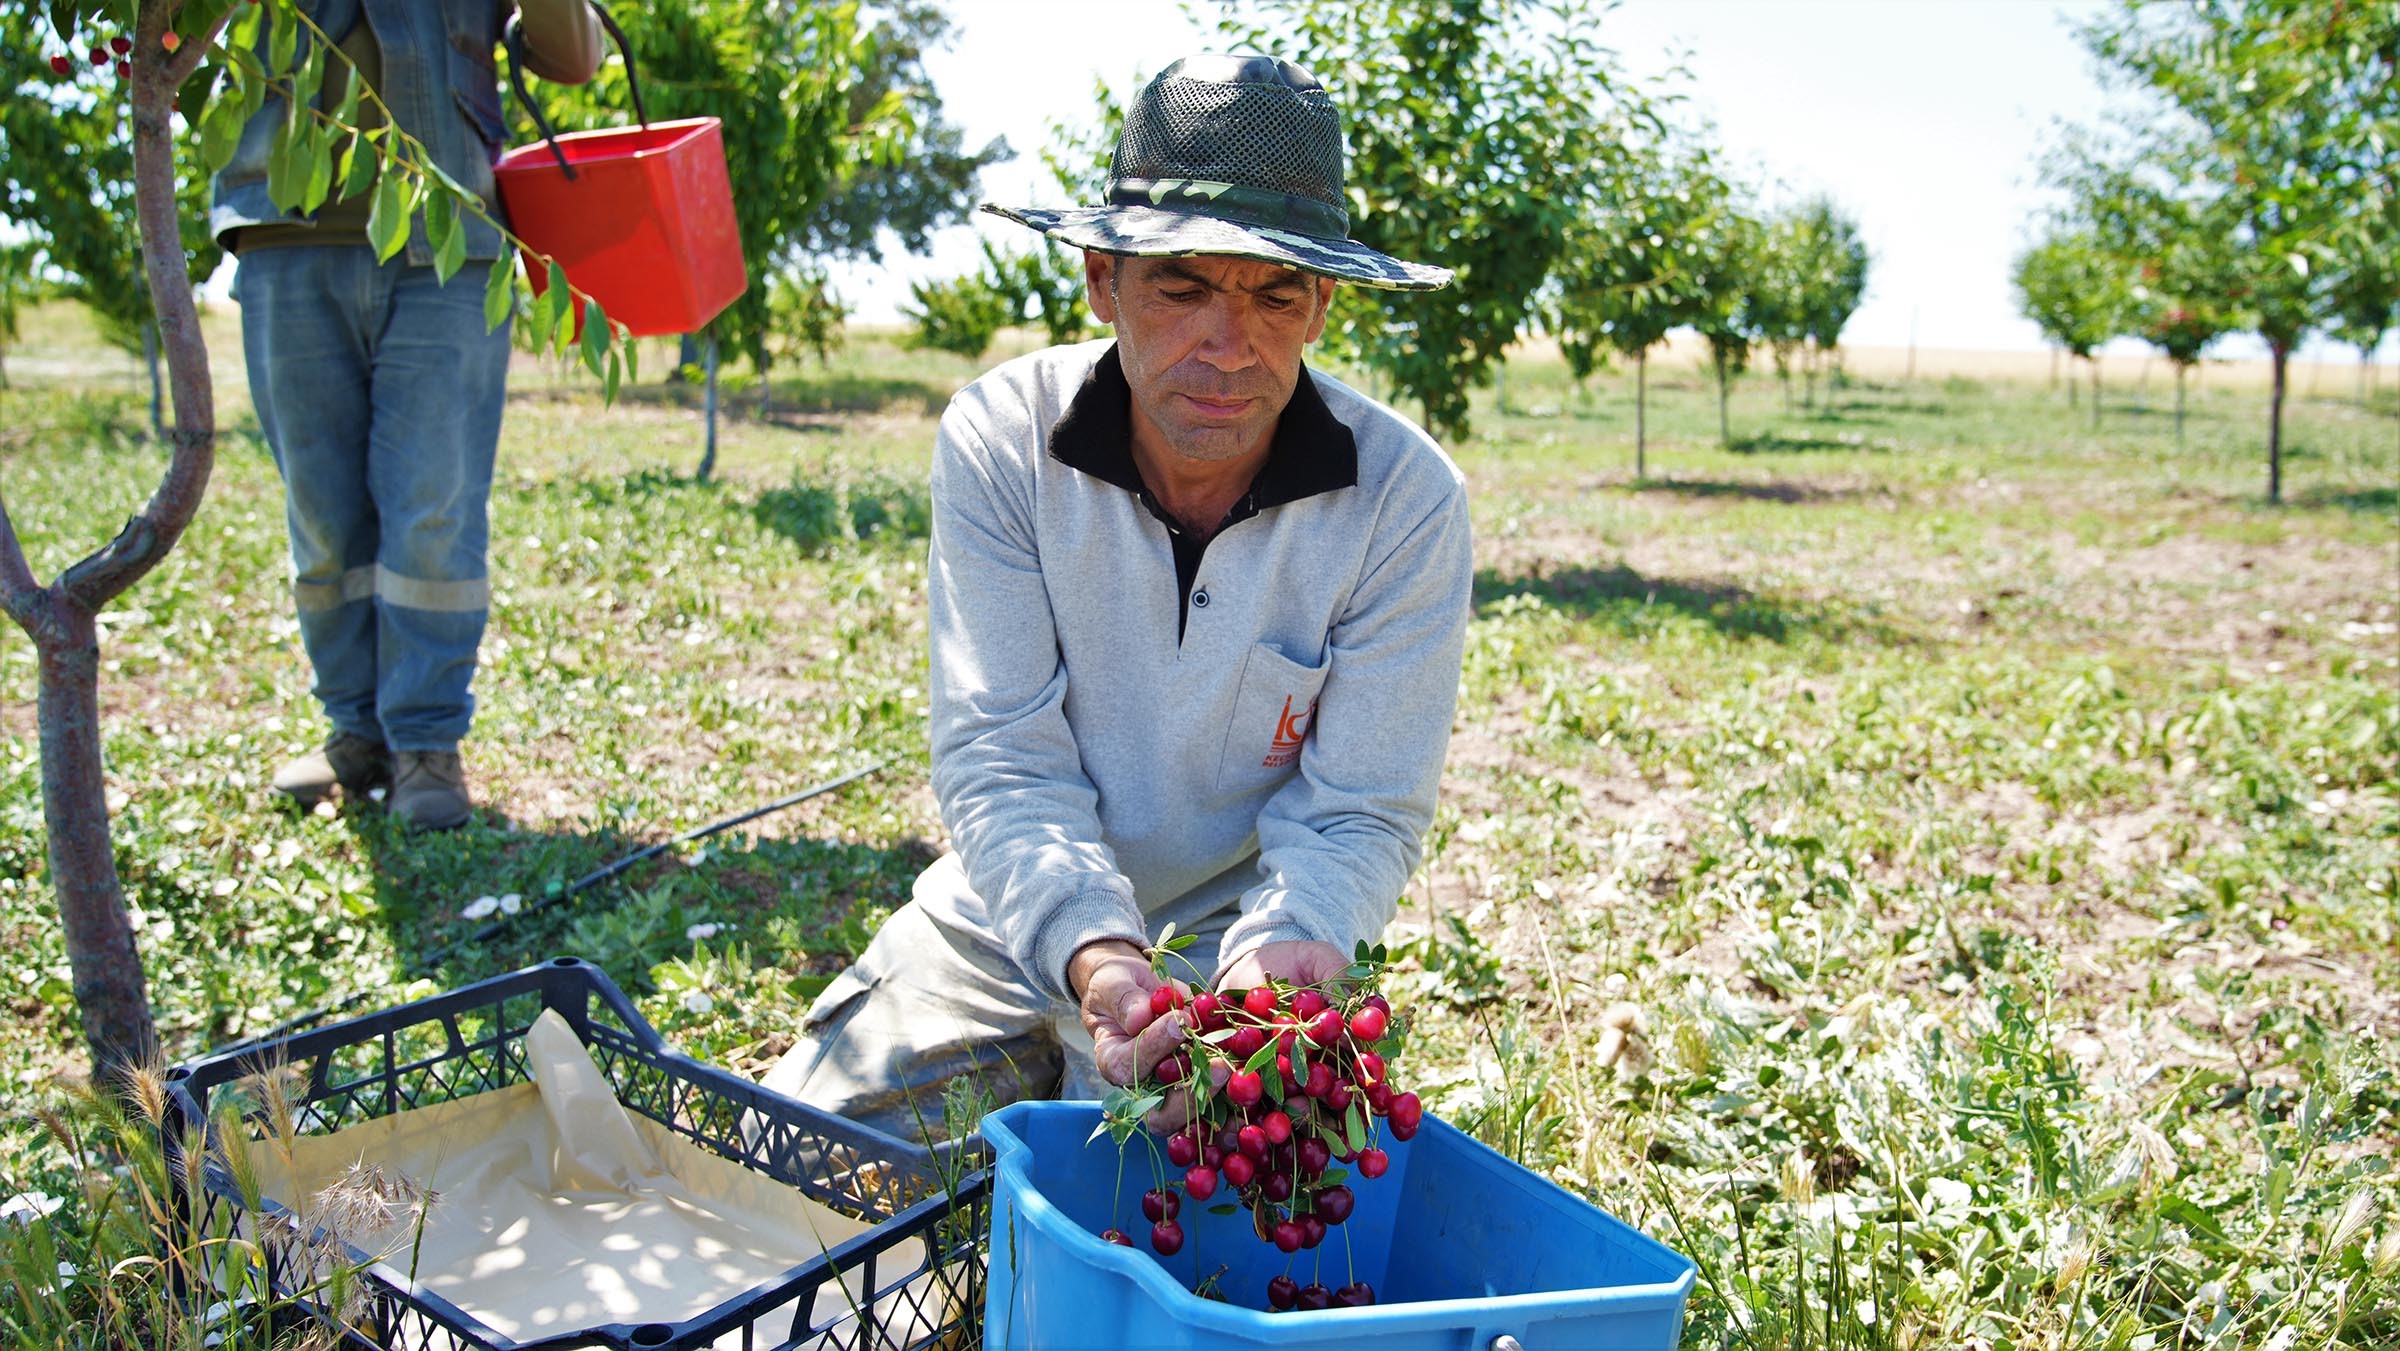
[
  {"xmin": 1553, "ymin": 138, "xmax": 1731, "ymax": 380},
  {"xmin": 1214, "ymin": 0, "xmax": 1652, "ymax": 441},
  {"xmin": 1787, "ymin": 197, "xmax": 1871, "ymax": 355},
  {"xmin": 979, "ymin": 239, "xmax": 1090, "ymax": 348},
  {"xmin": 802, "ymin": 0, "xmax": 1010, "ymax": 266},
  {"xmin": 768, "ymin": 267, "xmax": 850, "ymax": 367},
  {"xmin": 535, "ymin": 0, "xmax": 907, "ymax": 375},
  {"xmin": 900, "ymin": 268, "xmax": 1013, "ymax": 361},
  {"xmin": 2073, "ymin": 0, "xmax": 2399, "ymax": 355},
  {"xmin": 0, "ymin": 9, "xmax": 222, "ymax": 355}
]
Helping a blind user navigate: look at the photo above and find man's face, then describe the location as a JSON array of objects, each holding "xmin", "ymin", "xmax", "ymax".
[{"xmin": 1086, "ymin": 252, "xmax": 1337, "ymax": 468}]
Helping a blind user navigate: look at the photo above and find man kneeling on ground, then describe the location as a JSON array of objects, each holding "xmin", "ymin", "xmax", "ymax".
[{"xmin": 763, "ymin": 52, "xmax": 1471, "ymax": 1139}]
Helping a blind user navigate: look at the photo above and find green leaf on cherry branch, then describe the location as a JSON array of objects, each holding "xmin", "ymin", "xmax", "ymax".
[
  {"xmin": 1206, "ymin": 1204, "xmax": 1238, "ymax": 1216},
  {"xmin": 482, "ymin": 252, "xmax": 514, "ymax": 332}
]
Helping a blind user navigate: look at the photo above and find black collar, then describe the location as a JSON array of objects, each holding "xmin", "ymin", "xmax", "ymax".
[{"xmin": 1048, "ymin": 345, "xmax": 1358, "ymax": 508}]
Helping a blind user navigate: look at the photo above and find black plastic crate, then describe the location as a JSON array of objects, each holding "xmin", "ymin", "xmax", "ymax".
[{"xmin": 166, "ymin": 956, "xmax": 988, "ymax": 1350}]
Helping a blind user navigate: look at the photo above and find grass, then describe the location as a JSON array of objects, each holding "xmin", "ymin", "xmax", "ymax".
[{"xmin": 3, "ymin": 298, "xmax": 2397, "ymax": 1347}]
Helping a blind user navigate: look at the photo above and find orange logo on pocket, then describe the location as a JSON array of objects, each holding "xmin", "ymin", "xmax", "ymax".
[{"xmin": 1263, "ymin": 695, "xmax": 1315, "ymax": 768}]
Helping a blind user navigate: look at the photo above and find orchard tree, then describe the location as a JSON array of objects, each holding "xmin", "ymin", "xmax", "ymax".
[
  {"xmin": 1215, "ymin": 0, "xmax": 1650, "ymax": 441},
  {"xmin": 1746, "ymin": 211, "xmax": 1812, "ymax": 414},
  {"xmin": 901, "ymin": 269, "xmax": 1012, "ymax": 362},
  {"xmin": 0, "ymin": 0, "xmax": 639, "ymax": 1079},
  {"xmin": 1691, "ymin": 198, "xmax": 1763, "ymax": 448},
  {"xmin": 2087, "ymin": 176, "xmax": 2240, "ymax": 445},
  {"xmin": 1552, "ymin": 138, "xmax": 1725, "ymax": 476},
  {"xmin": 1788, "ymin": 196, "xmax": 1870, "ymax": 408},
  {"xmin": 2013, "ymin": 226, "xmax": 2129, "ymax": 426},
  {"xmin": 2076, "ymin": 0, "xmax": 2399, "ymax": 502}
]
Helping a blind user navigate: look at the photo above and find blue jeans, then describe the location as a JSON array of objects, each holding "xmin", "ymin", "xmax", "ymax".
[{"xmin": 234, "ymin": 246, "xmax": 511, "ymax": 752}]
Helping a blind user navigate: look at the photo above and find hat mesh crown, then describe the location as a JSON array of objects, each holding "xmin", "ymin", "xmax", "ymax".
[{"xmin": 1111, "ymin": 76, "xmax": 1346, "ymax": 220}]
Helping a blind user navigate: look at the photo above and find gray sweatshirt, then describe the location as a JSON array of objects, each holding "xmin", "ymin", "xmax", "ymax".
[{"xmin": 922, "ymin": 339, "xmax": 1473, "ymax": 1002}]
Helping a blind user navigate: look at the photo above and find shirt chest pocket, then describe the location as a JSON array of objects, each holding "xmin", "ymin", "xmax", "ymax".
[{"xmin": 1216, "ymin": 641, "xmax": 1331, "ymax": 794}]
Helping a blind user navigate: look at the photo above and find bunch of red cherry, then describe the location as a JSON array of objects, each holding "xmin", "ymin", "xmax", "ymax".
[
  {"xmin": 46, "ymin": 28, "xmax": 181, "ymax": 82},
  {"xmin": 1094, "ymin": 945, "xmax": 1424, "ymax": 1314}
]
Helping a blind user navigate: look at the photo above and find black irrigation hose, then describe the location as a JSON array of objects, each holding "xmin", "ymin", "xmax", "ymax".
[{"xmin": 210, "ymin": 759, "xmax": 888, "ymax": 1057}]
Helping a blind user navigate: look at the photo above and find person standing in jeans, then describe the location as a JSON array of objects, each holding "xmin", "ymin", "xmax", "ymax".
[{"xmin": 213, "ymin": 0, "xmax": 598, "ymax": 829}]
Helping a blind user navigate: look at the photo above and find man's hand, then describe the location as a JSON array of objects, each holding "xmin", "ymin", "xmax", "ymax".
[
  {"xmin": 1069, "ymin": 939, "xmax": 1186, "ymax": 1089},
  {"xmin": 1214, "ymin": 939, "xmax": 1351, "ymax": 997}
]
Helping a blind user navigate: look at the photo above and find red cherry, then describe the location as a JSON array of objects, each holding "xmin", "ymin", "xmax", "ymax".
[
  {"xmin": 1297, "ymin": 1138, "xmax": 1332, "ymax": 1176},
  {"xmin": 114, "ymin": 59, "xmax": 129, "ymax": 78},
  {"xmin": 1355, "ymin": 1051, "xmax": 1385, "ymax": 1086},
  {"xmin": 110, "ymin": 35, "xmax": 131, "ymax": 54},
  {"xmin": 1305, "ymin": 1008, "xmax": 1345, "ymax": 1045},
  {"xmin": 1227, "ymin": 1025, "xmax": 1266, "ymax": 1060},
  {"xmin": 1292, "ymin": 989, "xmax": 1328, "ymax": 1020},
  {"xmin": 1358, "ymin": 1147, "xmax": 1390, "ymax": 1179},
  {"xmin": 1315, "ymin": 1184, "xmax": 1356, "ymax": 1225},
  {"xmin": 1303, "ymin": 1063, "xmax": 1335, "ymax": 1098},
  {"xmin": 1227, "ymin": 1069, "xmax": 1263, "ymax": 1107},
  {"xmin": 1365, "ymin": 1081, "xmax": 1394, "ymax": 1114},
  {"xmin": 1150, "ymin": 984, "xmax": 1182, "ymax": 1018},
  {"xmin": 1238, "ymin": 1124, "xmax": 1269, "ymax": 1159},
  {"xmin": 1391, "ymin": 1117, "xmax": 1420, "ymax": 1142},
  {"xmin": 1267, "ymin": 1274, "xmax": 1299, "ymax": 1309},
  {"xmin": 1100, "ymin": 1226, "xmax": 1133, "ymax": 1247},
  {"xmin": 1349, "ymin": 1006, "xmax": 1389, "ymax": 1042},
  {"xmin": 1389, "ymin": 1092, "xmax": 1423, "ymax": 1129},
  {"xmin": 1263, "ymin": 1170, "xmax": 1294, "ymax": 1202},
  {"xmin": 1297, "ymin": 1281, "xmax": 1332, "ymax": 1309},
  {"xmin": 160, "ymin": 31, "xmax": 181, "ymax": 52},
  {"xmin": 1156, "ymin": 1051, "xmax": 1191, "ymax": 1083},
  {"xmin": 1190, "ymin": 991, "xmax": 1222, "ymax": 1031},
  {"xmin": 1300, "ymin": 1215, "xmax": 1327, "ymax": 1249},
  {"xmin": 1204, "ymin": 1143, "xmax": 1225, "ymax": 1169},
  {"xmin": 1335, "ymin": 1280, "xmax": 1378, "ymax": 1307},
  {"xmin": 50, "ymin": 54, "xmax": 72, "ymax": 75},
  {"xmin": 1151, "ymin": 1219, "xmax": 1184, "ymax": 1255},
  {"xmin": 89, "ymin": 46, "xmax": 108, "ymax": 65},
  {"xmin": 1243, "ymin": 987, "xmax": 1278, "ymax": 1020},
  {"xmin": 1323, "ymin": 1079, "xmax": 1354, "ymax": 1112},
  {"xmin": 1364, "ymin": 994, "xmax": 1391, "ymax": 1015},
  {"xmin": 1167, "ymin": 1132, "xmax": 1199, "ymax": 1168},
  {"xmin": 1184, "ymin": 1165, "xmax": 1219, "ymax": 1201},
  {"xmin": 1222, "ymin": 1152, "xmax": 1256, "ymax": 1187},
  {"xmin": 1261, "ymin": 1110, "xmax": 1293, "ymax": 1145},
  {"xmin": 1141, "ymin": 1188, "xmax": 1179, "ymax": 1223},
  {"xmin": 1273, "ymin": 1219, "xmax": 1304, "ymax": 1252}
]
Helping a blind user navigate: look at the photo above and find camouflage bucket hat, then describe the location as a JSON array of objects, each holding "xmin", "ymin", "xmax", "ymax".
[{"xmin": 983, "ymin": 53, "xmax": 1453, "ymax": 292}]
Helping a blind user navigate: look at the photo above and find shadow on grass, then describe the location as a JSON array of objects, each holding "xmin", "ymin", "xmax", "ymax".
[
  {"xmin": 2293, "ymin": 484, "xmax": 2398, "ymax": 513},
  {"xmin": 1475, "ymin": 562, "xmax": 1911, "ymax": 647},
  {"xmin": 348, "ymin": 804, "xmax": 936, "ymax": 1012},
  {"xmin": 1634, "ymin": 476, "xmax": 1857, "ymax": 504},
  {"xmin": 1729, "ymin": 430, "xmax": 1893, "ymax": 455}
]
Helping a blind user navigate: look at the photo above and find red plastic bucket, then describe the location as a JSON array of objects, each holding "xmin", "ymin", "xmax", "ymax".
[{"xmin": 494, "ymin": 116, "xmax": 747, "ymax": 338}]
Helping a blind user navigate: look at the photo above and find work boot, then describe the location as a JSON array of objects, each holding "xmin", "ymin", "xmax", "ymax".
[
  {"xmin": 271, "ymin": 732, "xmax": 391, "ymax": 809},
  {"xmin": 389, "ymin": 750, "xmax": 473, "ymax": 832}
]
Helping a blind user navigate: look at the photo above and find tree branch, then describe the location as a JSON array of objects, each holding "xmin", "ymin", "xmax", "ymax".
[
  {"xmin": 0, "ymin": 485, "xmax": 53, "ymax": 639},
  {"xmin": 59, "ymin": 1, "xmax": 218, "ymax": 614}
]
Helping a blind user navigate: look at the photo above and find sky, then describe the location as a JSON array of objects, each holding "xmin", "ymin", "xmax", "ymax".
[{"xmin": 828, "ymin": 0, "xmax": 2376, "ymax": 361}]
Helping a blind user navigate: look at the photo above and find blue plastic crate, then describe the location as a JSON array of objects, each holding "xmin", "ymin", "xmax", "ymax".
[{"xmin": 982, "ymin": 1099, "xmax": 1694, "ymax": 1350}]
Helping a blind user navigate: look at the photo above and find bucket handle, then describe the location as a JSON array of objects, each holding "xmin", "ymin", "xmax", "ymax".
[{"xmin": 505, "ymin": 0, "xmax": 649, "ymax": 183}]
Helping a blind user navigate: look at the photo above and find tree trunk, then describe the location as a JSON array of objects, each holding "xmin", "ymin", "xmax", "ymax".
[
  {"xmin": 2268, "ymin": 342, "xmax": 2288, "ymax": 505},
  {"xmin": 2175, "ymin": 364, "xmax": 2187, "ymax": 449},
  {"xmin": 2068, "ymin": 359, "xmax": 2080, "ymax": 407},
  {"xmin": 2050, "ymin": 345, "xmax": 2060, "ymax": 391},
  {"xmin": 1780, "ymin": 367, "xmax": 1792, "ymax": 415},
  {"xmin": 697, "ymin": 329, "xmax": 720, "ymax": 483},
  {"xmin": 1635, "ymin": 347, "xmax": 1648, "ymax": 480},
  {"xmin": 1803, "ymin": 347, "xmax": 1817, "ymax": 412},
  {"xmin": 672, "ymin": 332, "xmax": 700, "ymax": 384},
  {"xmin": 143, "ymin": 319, "xmax": 164, "ymax": 441},
  {"xmin": 1715, "ymin": 348, "xmax": 1731, "ymax": 448},
  {"xmin": 0, "ymin": 6, "xmax": 227, "ymax": 1080},
  {"xmin": 2091, "ymin": 356, "xmax": 2102, "ymax": 431}
]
